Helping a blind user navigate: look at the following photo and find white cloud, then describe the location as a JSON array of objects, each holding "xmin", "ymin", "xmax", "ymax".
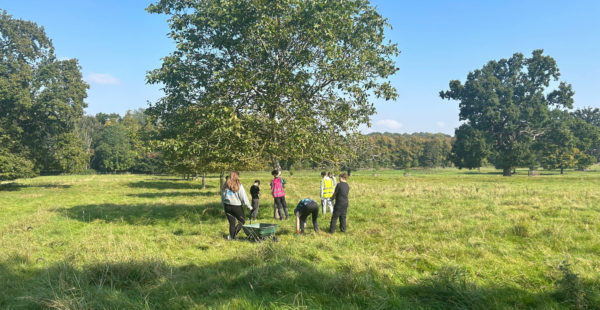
[
  {"xmin": 375, "ymin": 119, "xmax": 403, "ymax": 130},
  {"xmin": 84, "ymin": 73, "xmax": 120, "ymax": 85},
  {"xmin": 436, "ymin": 121, "xmax": 446, "ymax": 128}
]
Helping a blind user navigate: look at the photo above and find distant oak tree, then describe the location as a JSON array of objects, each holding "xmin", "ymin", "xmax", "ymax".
[{"xmin": 441, "ymin": 50, "xmax": 574, "ymax": 176}]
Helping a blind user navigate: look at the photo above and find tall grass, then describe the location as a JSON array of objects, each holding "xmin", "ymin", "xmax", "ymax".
[{"xmin": 1, "ymin": 169, "xmax": 599, "ymax": 309}]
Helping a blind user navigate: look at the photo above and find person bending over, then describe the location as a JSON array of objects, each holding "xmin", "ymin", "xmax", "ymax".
[{"xmin": 295, "ymin": 198, "xmax": 319, "ymax": 234}]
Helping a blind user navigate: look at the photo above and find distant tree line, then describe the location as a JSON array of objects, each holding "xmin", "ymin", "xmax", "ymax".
[
  {"xmin": 276, "ymin": 132, "xmax": 453, "ymax": 173},
  {"xmin": 359, "ymin": 133, "xmax": 452, "ymax": 169},
  {"xmin": 77, "ymin": 110, "xmax": 163, "ymax": 174},
  {"xmin": 12, "ymin": 104, "xmax": 593, "ymax": 179},
  {"xmin": 81, "ymin": 122, "xmax": 455, "ymax": 175},
  {"xmin": 3, "ymin": 13, "xmax": 600, "ymax": 181}
]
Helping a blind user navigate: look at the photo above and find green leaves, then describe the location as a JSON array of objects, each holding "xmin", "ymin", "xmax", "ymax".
[
  {"xmin": 0, "ymin": 148, "xmax": 35, "ymax": 181},
  {"xmin": 50, "ymin": 132, "xmax": 88, "ymax": 173},
  {"xmin": 450, "ymin": 124, "xmax": 489, "ymax": 170},
  {"xmin": 92, "ymin": 123, "xmax": 137, "ymax": 173},
  {"xmin": 441, "ymin": 50, "xmax": 575, "ymax": 175},
  {"xmin": 535, "ymin": 111, "xmax": 600, "ymax": 172},
  {"xmin": 0, "ymin": 11, "xmax": 89, "ymax": 176},
  {"xmin": 147, "ymin": 0, "xmax": 399, "ymax": 171}
]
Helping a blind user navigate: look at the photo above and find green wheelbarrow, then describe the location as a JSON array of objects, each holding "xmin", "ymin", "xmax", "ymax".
[{"xmin": 242, "ymin": 223, "xmax": 279, "ymax": 242}]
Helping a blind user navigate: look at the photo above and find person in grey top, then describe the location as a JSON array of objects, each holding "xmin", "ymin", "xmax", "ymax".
[{"xmin": 221, "ymin": 171, "xmax": 253, "ymax": 240}]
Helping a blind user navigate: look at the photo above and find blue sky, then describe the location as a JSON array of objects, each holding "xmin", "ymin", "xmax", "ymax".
[{"xmin": 2, "ymin": 0, "xmax": 599, "ymax": 135}]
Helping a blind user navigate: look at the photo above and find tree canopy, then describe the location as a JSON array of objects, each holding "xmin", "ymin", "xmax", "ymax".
[
  {"xmin": 572, "ymin": 108, "xmax": 600, "ymax": 162},
  {"xmin": 441, "ymin": 50, "xmax": 574, "ymax": 176},
  {"xmin": 146, "ymin": 0, "xmax": 399, "ymax": 172},
  {"xmin": 449, "ymin": 124, "xmax": 489, "ymax": 170},
  {"xmin": 0, "ymin": 11, "xmax": 89, "ymax": 179}
]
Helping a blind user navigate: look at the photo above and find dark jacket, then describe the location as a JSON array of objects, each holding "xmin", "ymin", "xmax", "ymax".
[
  {"xmin": 250, "ymin": 184, "xmax": 260, "ymax": 199},
  {"xmin": 332, "ymin": 182, "xmax": 349, "ymax": 207}
]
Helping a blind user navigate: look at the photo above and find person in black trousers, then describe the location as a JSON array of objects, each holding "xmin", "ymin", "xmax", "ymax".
[
  {"xmin": 329, "ymin": 173, "xmax": 350, "ymax": 233},
  {"xmin": 294, "ymin": 198, "xmax": 319, "ymax": 234},
  {"xmin": 270, "ymin": 170, "xmax": 288, "ymax": 220},
  {"xmin": 249, "ymin": 180, "xmax": 260, "ymax": 220},
  {"xmin": 221, "ymin": 171, "xmax": 253, "ymax": 240}
]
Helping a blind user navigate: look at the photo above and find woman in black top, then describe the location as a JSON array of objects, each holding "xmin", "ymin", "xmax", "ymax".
[{"xmin": 329, "ymin": 173, "xmax": 350, "ymax": 233}]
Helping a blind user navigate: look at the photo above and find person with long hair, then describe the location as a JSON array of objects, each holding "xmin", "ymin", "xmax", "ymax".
[{"xmin": 221, "ymin": 171, "xmax": 253, "ymax": 240}]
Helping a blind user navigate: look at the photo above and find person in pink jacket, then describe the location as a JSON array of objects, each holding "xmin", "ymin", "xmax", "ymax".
[{"xmin": 270, "ymin": 169, "xmax": 288, "ymax": 220}]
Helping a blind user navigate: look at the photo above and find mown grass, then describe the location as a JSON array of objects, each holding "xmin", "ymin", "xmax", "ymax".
[{"xmin": 1, "ymin": 168, "xmax": 599, "ymax": 309}]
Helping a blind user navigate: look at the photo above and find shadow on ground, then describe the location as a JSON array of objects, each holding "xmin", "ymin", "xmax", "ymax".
[
  {"xmin": 1, "ymin": 253, "xmax": 597, "ymax": 309},
  {"xmin": 55, "ymin": 202, "xmax": 224, "ymax": 225},
  {"xmin": 460, "ymin": 170, "xmax": 565, "ymax": 176},
  {"xmin": 127, "ymin": 180, "xmax": 215, "ymax": 190},
  {"xmin": 127, "ymin": 191, "xmax": 217, "ymax": 199},
  {"xmin": 461, "ymin": 171, "xmax": 504, "ymax": 175},
  {"xmin": 158, "ymin": 175, "xmax": 222, "ymax": 181},
  {"xmin": 0, "ymin": 182, "xmax": 72, "ymax": 191}
]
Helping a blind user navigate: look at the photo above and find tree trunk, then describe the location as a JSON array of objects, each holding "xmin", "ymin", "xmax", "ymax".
[
  {"xmin": 560, "ymin": 167, "xmax": 564, "ymax": 174},
  {"xmin": 219, "ymin": 171, "xmax": 225, "ymax": 189},
  {"xmin": 347, "ymin": 169, "xmax": 351, "ymax": 176},
  {"xmin": 272, "ymin": 158, "xmax": 281, "ymax": 172},
  {"xmin": 201, "ymin": 172, "xmax": 206, "ymax": 189},
  {"xmin": 503, "ymin": 167, "xmax": 511, "ymax": 176}
]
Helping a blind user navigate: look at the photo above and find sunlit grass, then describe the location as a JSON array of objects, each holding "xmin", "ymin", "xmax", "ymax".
[{"xmin": 1, "ymin": 168, "xmax": 599, "ymax": 309}]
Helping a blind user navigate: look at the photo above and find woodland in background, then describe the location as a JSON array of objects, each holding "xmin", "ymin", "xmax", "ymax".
[
  {"xmin": 65, "ymin": 110, "xmax": 458, "ymax": 175},
  {"xmin": 5, "ymin": 105, "xmax": 600, "ymax": 179},
  {"xmin": 3, "ymin": 10, "xmax": 600, "ymax": 181}
]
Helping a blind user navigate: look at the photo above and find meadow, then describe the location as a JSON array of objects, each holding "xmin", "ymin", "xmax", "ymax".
[{"xmin": 1, "ymin": 168, "xmax": 599, "ymax": 309}]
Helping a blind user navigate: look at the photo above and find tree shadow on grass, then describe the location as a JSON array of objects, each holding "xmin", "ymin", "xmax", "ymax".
[
  {"xmin": 159, "ymin": 175, "xmax": 222, "ymax": 181},
  {"xmin": 0, "ymin": 182, "xmax": 72, "ymax": 191},
  {"xmin": 55, "ymin": 202, "xmax": 225, "ymax": 225},
  {"xmin": 460, "ymin": 170, "xmax": 569, "ymax": 176},
  {"xmin": 127, "ymin": 180, "xmax": 215, "ymax": 190},
  {"xmin": 461, "ymin": 170, "xmax": 504, "ymax": 175},
  {"xmin": 127, "ymin": 191, "xmax": 217, "ymax": 199},
  {"xmin": 1, "ymin": 253, "xmax": 598, "ymax": 309}
]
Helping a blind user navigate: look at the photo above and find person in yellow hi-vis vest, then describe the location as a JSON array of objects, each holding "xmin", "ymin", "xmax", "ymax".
[{"xmin": 320, "ymin": 171, "xmax": 335, "ymax": 214}]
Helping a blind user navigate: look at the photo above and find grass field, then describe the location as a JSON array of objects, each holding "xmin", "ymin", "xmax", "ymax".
[{"xmin": 1, "ymin": 168, "xmax": 599, "ymax": 309}]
